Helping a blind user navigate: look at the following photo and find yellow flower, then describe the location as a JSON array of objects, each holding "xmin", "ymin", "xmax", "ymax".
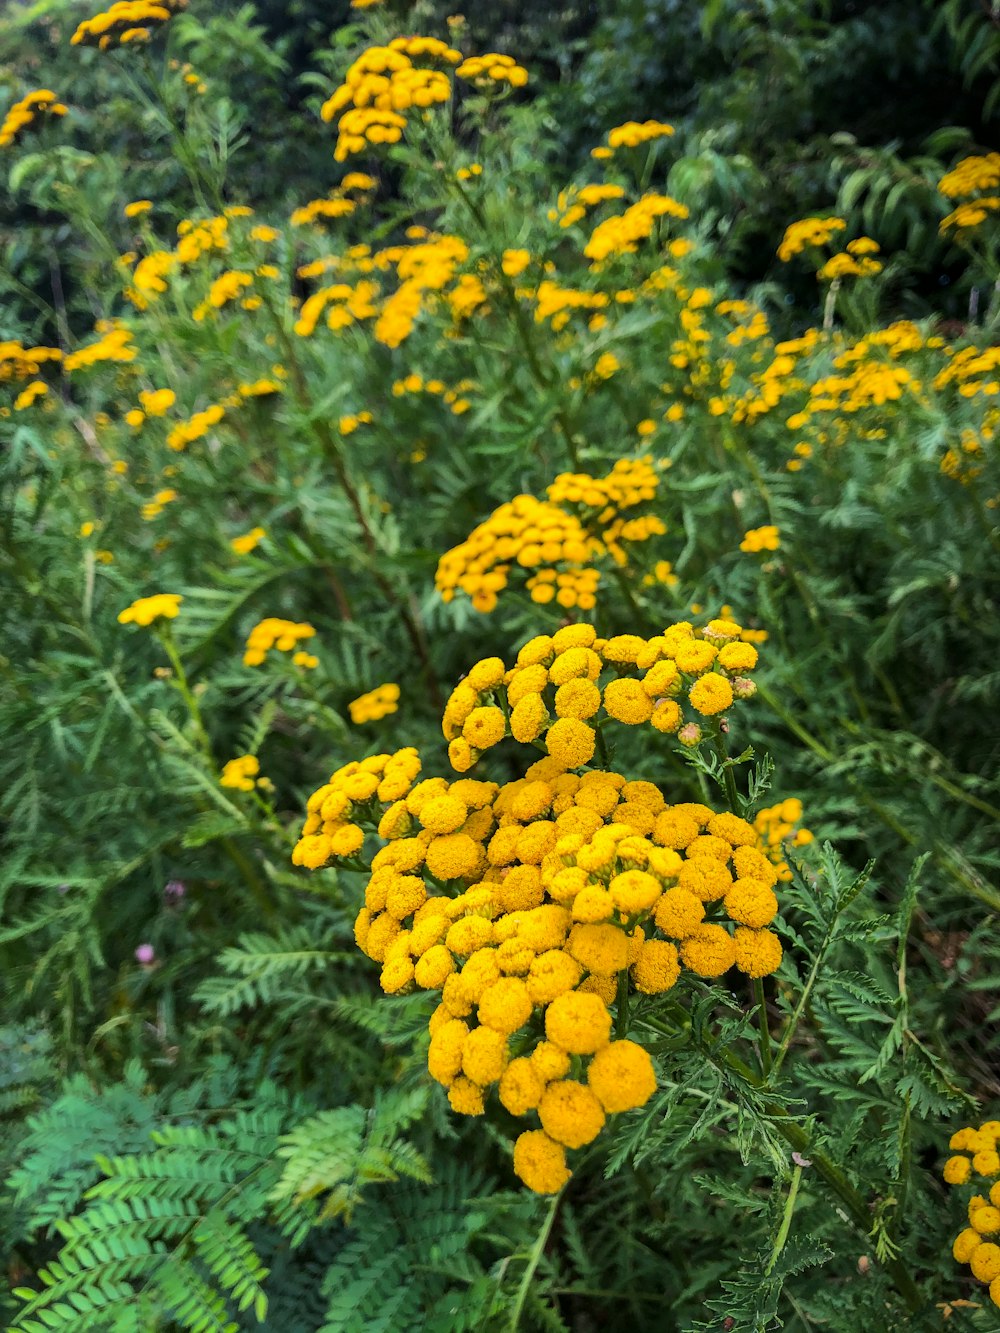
[
  {"xmin": 602, "ymin": 678, "xmax": 654, "ymax": 725},
  {"xmin": 689, "ymin": 673, "xmax": 734, "ymax": 716},
  {"xmin": 538, "ymin": 1079, "xmax": 605, "ymax": 1148},
  {"xmin": 740, "ymin": 525, "xmax": 781, "ymax": 553},
  {"xmin": 680, "ymin": 924, "xmax": 737, "ymax": 978},
  {"xmin": 566, "ymin": 923, "xmax": 627, "ymax": 975},
  {"xmin": 349, "ymin": 682, "xmax": 400, "ymax": 723},
  {"xmin": 117, "ymin": 593, "xmax": 183, "ymax": 626},
  {"xmin": 513, "ymin": 1129, "xmax": 571, "ymax": 1193},
  {"xmin": 463, "ymin": 705, "xmax": 506, "ymax": 750},
  {"xmin": 478, "ymin": 977, "xmax": 532, "ymax": 1034},
  {"xmin": 461, "ymin": 1025, "xmax": 508, "ymax": 1085},
  {"xmin": 587, "ymin": 1040, "xmax": 657, "ymax": 1113},
  {"xmin": 499, "ymin": 1058, "xmax": 545, "ymax": 1115},
  {"xmin": 230, "ymin": 526, "xmax": 266, "ymax": 554},
  {"xmin": 510, "ymin": 693, "xmax": 549, "ymax": 743},
  {"xmin": 544, "ymin": 991, "xmax": 611, "ymax": 1055},
  {"xmin": 631, "ymin": 939, "xmax": 681, "ymax": 993},
  {"xmin": 124, "ymin": 200, "xmax": 153, "ymax": 218},
  {"xmin": 502, "ymin": 248, "xmax": 531, "ymax": 277},
  {"xmin": 732, "ymin": 926, "xmax": 783, "ymax": 977},
  {"xmin": 220, "ymin": 754, "xmax": 260, "ymax": 792},
  {"xmin": 546, "ymin": 718, "xmax": 596, "ymax": 769}
]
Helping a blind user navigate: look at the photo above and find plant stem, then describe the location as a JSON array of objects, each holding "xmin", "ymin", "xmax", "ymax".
[
  {"xmin": 508, "ymin": 1190, "xmax": 562, "ymax": 1331},
  {"xmin": 159, "ymin": 627, "xmax": 212, "ymax": 757},
  {"xmin": 765, "ymin": 1163, "xmax": 802, "ymax": 1275},
  {"xmin": 754, "ymin": 977, "xmax": 772, "ymax": 1077}
]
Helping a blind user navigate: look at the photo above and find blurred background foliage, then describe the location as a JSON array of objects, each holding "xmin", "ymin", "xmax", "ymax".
[{"xmin": 4, "ymin": 0, "xmax": 1000, "ymax": 343}]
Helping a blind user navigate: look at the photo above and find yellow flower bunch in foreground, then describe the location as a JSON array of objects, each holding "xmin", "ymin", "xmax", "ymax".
[
  {"xmin": 243, "ymin": 618, "xmax": 316, "ymax": 666},
  {"xmin": 945, "ymin": 1118, "xmax": 1000, "ymax": 1309},
  {"xmin": 440, "ymin": 620, "xmax": 757, "ymax": 772},
  {"xmin": 291, "ymin": 623, "xmax": 781, "ymax": 1192},
  {"xmin": 435, "ymin": 458, "xmax": 667, "ymax": 613},
  {"xmin": 0, "ymin": 90, "xmax": 67, "ymax": 148}
]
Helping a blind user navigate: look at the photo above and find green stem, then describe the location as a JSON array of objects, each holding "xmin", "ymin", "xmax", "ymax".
[
  {"xmin": 508, "ymin": 1190, "xmax": 562, "ymax": 1331},
  {"xmin": 765, "ymin": 1164, "xmax": 802, "ymax": 1275},
  {"xmin": 712, "ymin": 730, "xmax": 741, "ymax": 815},
  {"xmin": 770, "ymin": 943, "xmax": 826, "ymax": 1080},
  {"xmin": 754, "ymin": 976, "xmax": 772, "ymax": 1078},
  {"xmin": 159, "ymin": 628, "xmax": 212, "ymax": 757}
]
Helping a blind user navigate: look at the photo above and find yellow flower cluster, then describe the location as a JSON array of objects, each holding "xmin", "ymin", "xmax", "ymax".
[
  {"xmin": 938, "ymin": 153, "xmax": 1000, "ymax": 201},
  {"xmin": 117, "ymin": 593, "xmax": 183, "ymax": 626},
  {"xmin": 941, "ymin": 197, "xmax": 1000, "ymax": 232},
  {"xmin": 13, "ymin": 382, "xmax": 48, "ymax": 411},
  {"xmin": 291, "ymin": 628, "xmax": 780, "ymax": 1192},
  {"xmin": 945, "ymin": 1119, "xmax": 1000, "ymax": 1309},
  {"xmin": 753, "ymin": 799, "xmax": 813, "ymax": 882},
  {"xmin": 441, "ymin": 620, "xmax": 759, "ymax": 774},
  {"xmin": 546, "ymin": 456, "xmax": 664, "ymax": 565},
  {"xmin": 293, "ymin": 747, "xmax": 423, "ymax": 868},
  {"xmin": 0, "ymin": 340, "xmax": 62, "ymax": 382},
  {"xmin": 63, "ymin": 321, "xmax": 137, "ymax": 372},
  {"xmin": 740, "ymin": 525, "xmax": 780, "ymax": 553},
  {"xmin": 70, "ymin": 0, "xmax": 185, "ymax": 48},
  {"xmin": 591, "ymin": 120, "xmax": 675, "ymax": 159},
  {"xmin": 220, "ymin": 755, "xmax": 261, "ymax": 792},
  {"xmin": 231, "ymin": 526, "xmax": 266, "ymax": 555},
  {"xmin": 0, "ymin": 90, "xmax": 67, "ymax": 148},
  {"xmin": 436, "ymin": 459, "xmax": 666, "ymax": 613},
  {"xmin": 124, "ymin": 211, "xmax": 238, "ymax": 309},
  {"xmin": 391, "ymin": 373, "xmax": 474, "ymax": 414},
  {"xmin": 290, "ymin": 196, "xmax": 358, "ymax": 227},
  {"xmin": 584, "ymin": 194, "xmax": 690, "ymax": 263},
  {"xmin": 192, "ymin": 270, "xmax": 255, "ymax": 321},
  {"xmin": 141, "ymin": 487, "xmax": 177, "ymax": 520},
  {"xmin": 349, "ymin": 683, "xmax": 401, "ymax": 724},
  {"xmin": 817, "ymin": 241, "xmax": 882, "ymax": 281},
  {"xmin": 243, "ymin": 618, "xmax": 316, "ymax": 667},
  {"xmin": 455, "ymin": 53, "xmax": 529, "ymax": 87},
  {"xmin": 125, "ymin": 387, "xmax": 176, "ymax": 427},
  {"xmin": 531, "ymin": 280, "xmax": 609, "ymax": 330},
  {"xmin": 940, "ymin": 426, "xmax": 989, "ymax": 484},
  {"xmin": 777, "ymin": 216, "xmax": 847, "ymax": 262},
  {"xmin": 549, "ymin": 184, "xmax": 626, "ymax": 229},
  {"xmin": 436, "ymin": 496, "xmax": 600, "ymax": 613},
  {"xmin": 320, "ymin": 40, "xmax": 460, "ymax": 161},
  {"xmin": 166, "ymin": 404, "xmax": 225, "ymax": 452}
]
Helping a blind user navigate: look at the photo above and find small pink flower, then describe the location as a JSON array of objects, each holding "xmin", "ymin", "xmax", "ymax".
[
  {"xmin": 135, "ymin": 943, "xmax": 155, "ymax": 964},
  {"xmin": 164, "ymin": 879, "xmax": 186, "ymax": 901}
]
